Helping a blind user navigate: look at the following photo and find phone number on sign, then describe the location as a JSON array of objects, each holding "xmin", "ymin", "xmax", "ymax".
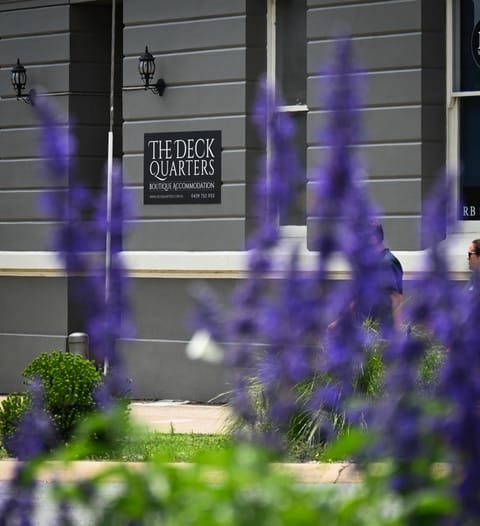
[{"xmin": 191, "ymin": 193, "xmax": 216, "ymax": 199}]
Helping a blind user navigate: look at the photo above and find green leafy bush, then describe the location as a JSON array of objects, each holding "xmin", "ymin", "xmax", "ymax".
[
  {"xmin": 22, "ymin": 350, "xmax": 102, "ymax": 442},
  {"xmin": 0, "ymin": 350, "xmax": 103, "ymax": 454},
  {"xmin": 0, "ymin": 393, "xmax": 30, "ymax": 453}
]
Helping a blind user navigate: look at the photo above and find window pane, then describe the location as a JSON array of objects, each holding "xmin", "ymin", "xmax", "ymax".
[
  {"xmin": 279, "ymin": 112, "xmax": 306, "ymax": 225},
  {"xmin": 460, "ymin": 98, "xmax": 480, "ymax": 219},
  {"xmin": 276, "ymin": 0, "xmax": 306, "ymax": 105},
  {"xmin": 460, "ymin": 0, "xmax": 480, "ymax": 90}
]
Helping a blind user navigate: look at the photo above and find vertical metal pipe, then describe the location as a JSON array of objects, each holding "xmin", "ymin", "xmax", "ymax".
[{"xmin": 104, "ymin": 0, "xmax": 117, "ymax": 375}]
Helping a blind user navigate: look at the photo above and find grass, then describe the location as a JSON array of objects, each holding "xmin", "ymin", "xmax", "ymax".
[
  {"xmin": 0, "ymin": 430, "xmax": 231, "ymax": 463},
  {"xmin": 111, "ymin": 429, "xmax": 232, "ymax": 462}
]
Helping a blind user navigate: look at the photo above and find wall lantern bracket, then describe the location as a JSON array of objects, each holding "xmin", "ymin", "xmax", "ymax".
[
  {"xmin": 11, "ymin": 58, "xmax": 35, "ymax": 105},
  {"xmin": 138, "ymin": 46, "xmax": 166, "ymax": 96}
]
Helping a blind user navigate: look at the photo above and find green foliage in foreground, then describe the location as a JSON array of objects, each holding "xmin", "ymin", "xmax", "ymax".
[
  {"xmin": 32, "ymin": 410, "xmax": 451, "ymax": 526},
  {"xmin": 1, "ymin": 394, "xmax": 454, "ymax": 525}
]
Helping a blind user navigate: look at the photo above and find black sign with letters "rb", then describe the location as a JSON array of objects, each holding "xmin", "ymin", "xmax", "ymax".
[{"xmin": 144, "ymin": 130, "xmax": 222, "ymax": 204}]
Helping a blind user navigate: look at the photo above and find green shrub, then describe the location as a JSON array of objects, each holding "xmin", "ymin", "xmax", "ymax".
[
  {"xmin": 23, "ymin": 350, "xmax": 102, "ymax": 442},
  {"xmin": 0, "ymin": 393, "xmax": 30, "ymax": 453},
  {"xmin": 230, "ymin": 321, "xmax": 447, "ymax": 461}
]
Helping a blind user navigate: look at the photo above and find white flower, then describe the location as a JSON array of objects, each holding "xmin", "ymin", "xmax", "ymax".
[{"xmin": 186, "ymin": 330, "xmax": 224, "ymax": 363}]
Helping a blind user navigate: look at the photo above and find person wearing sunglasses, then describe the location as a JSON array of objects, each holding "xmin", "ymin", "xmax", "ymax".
[{"xmin": 467, "ymin": 239, "xmax": 480, "ymax": 293}]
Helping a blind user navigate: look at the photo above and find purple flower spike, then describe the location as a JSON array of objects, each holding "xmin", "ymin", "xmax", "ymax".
[
  {"xmin": 0, "ymin": 381, "xmax": 56, "ymax": 526},
  {"xmin": 33, "ymin": 95, "xmax": 133, "ymax": 401}
]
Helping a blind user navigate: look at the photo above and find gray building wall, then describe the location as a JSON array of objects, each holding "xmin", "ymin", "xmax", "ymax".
[
  {"xmin": 122, "ymin": 0, "xmax": 265, "ymax": 251},
  {"xmin": 306, "ymin": 0, "xmax": 446, "ymax": 250},
  {"xmin": 0, "ymin": 3, "xmax": 71, "ymax": 391},
  {"xmin": 0, "ymin": 0, "xmax": 448, "ymax": 400}
]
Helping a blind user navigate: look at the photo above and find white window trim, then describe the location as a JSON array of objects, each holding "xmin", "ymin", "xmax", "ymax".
[
  {"xmin": 0, "ymin": 247, "xmax": 469, "ymax": 281},
  {"xmin": 446, "ymin": 0, "xmax": 480, "ymax": 237}
]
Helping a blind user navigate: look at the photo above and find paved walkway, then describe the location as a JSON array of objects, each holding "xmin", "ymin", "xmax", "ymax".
[
  {"xmin": 0, "ymin": 398, "xmax": 361, "ymax": 484},
  {"xmin": 130, "ymin": 400, "xmax": 231, "ymax": 434}
]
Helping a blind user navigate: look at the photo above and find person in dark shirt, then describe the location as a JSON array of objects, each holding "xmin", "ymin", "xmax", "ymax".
[
  {"xmin": 328, "ymin": 221, "xmax": 404, "ymax": 332},
  {"xmin": 361, "ymin": 221, "xmax": 404, "ymax": 331}
]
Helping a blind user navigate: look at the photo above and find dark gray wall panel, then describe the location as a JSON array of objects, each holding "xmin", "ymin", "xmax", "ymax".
[
  {"xmin": 124, "ymin": 49, "xmax": 252, "ymax": 87},
  {"xmin": 359, "ymin": 144, "xmax": 421, "ymax": 179},
  {"xmin": 0, "ymin": 4, "xmax": 68, "ymax": 37},
  {"xmin": 123, "ymin": 83, "xmax": 248, "ymax": 120},
  {"xmin": 308, "ymin": 107, "xmax": 422, "ymax": 144},
  {"xmin": 0, "ymin": 190, "xmax": 51, "ymax": 220},
  {"xmin": 69, "ymin": 95, "xmax": 110, "ymax": 125},
  {"xmin": 0, "ymin": 125, "xmax": 108, "ymax": 162},
  {"xmin": 0, "ymin": 64, "xmax": 69, "ymax": 99},
  {"xmin": 0, "ymin": 94, "xmax": 69, "ymax": 126},
  {"xmin": 0, "ymin": 159, "xmax": 57, "ymax": 189},
  {"xmin": 381, "ymin": 216, "xmax": 420, "ymax": 251},
  {"xmin": 367, "ymin": 179, "xmax": 421, "ymax": 214},
  {"xmin": 307, "ymin": 144, "xmax": 422, "ymax": 179},
  {"xmin": 119, "ymin": 339, "xmax": 228, "ymax": 402},
  {"xmin": 307, "ymin": 179, "xmax": 421, "ymax": 216},
  {"xmin": 308, "ymin": 34, "xmax": 421, "ymax": 74},
  {"xmin": 124, "ymin": 0, "xmax": 249, "ymax": 24},
  {"xmin": 422, "ymin": 33, "xmax": 446, "ymax": 69},
  {"xmin": 125, "ymin": 219, "xmax": 245, "ymax": 251},
  {"xmin": 308, "ymin": 1, "xmax": 420, "ymax": 38},
  {"xmin": 130, "ymin": 184, "xmax": 245, "ymax": 219},
  {"xmin": 0, "ymin": 335, "xmax": 67, "ymax": 394},
  {"xmin": 308, "ymin": 216, "xmax": 419, "ymax": 251},
  {"xmin": 0, "ymin": 222, "xmax": 53, "ymax": 250},
  {"xmin": 0, "ymin": 34, "xmax": 70, "ymax": 65},
  {"xmin": 422, "ymin": 143, "xmax": 445, "ymax": 185},
  {"xmin": 123, "ymin": 149, "xmax": 247, "ymax": 186},
  {"xmin": 309, "ymin": 70, "xmax": 422, "ymax": 110},
  {"xmin": 123, "ymin": 117, "xmax": 248, "ymax": 153},
  {"xmin": 124, "ymin": 17, "xmax": 265, "ymax": 56},
  {"xmin": 0, "ymin": 129, "xmax": 41, "ymax": 160},
  {"xmin": 0, "ymin": 276, "xmax": 67, "ymax": 334},
  {"xmin": 74, "ymin": 125, "xmax": 109, "ymax": 157},
  {"xmin": 129, "ymin": 277, "xmax": 237, "ymax": 340},
  {"xmin": 307, "ymin": 0, "xmax": 385, "ymax": 5},
  {"xmin": 0, "ymin": 1, "xmax": 64, "ymax": 11},
  {"xmin": 69, "ymin": 63, "xmax": 111, "ymax": 94},
  {"xmin": 421, "ymin": 106, "xmax": 446, "ymax": 142}
]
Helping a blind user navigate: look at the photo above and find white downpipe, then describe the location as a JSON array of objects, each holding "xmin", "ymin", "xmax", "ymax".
[
  {"xmin": 104, "ymin": 0, "xmax": 116, "ymax": 375},
  {"xmin": 104, "ymin": 131, "xmax": 113, "ymax": 376}
]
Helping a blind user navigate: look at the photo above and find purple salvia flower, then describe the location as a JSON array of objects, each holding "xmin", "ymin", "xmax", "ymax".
[
  {"xmin": 7, "ymin": 380, "xmax": 56, "ymax": 460},
  {"xmin": 428, "ymin": 177, "xmax": 480, "ymax": 523},
  {"xmin": 223, "ymin": 80, "xmax": 306, "ymax": 437},
  {"xmin": 306, "ymin": 37, "xmax": 388, "ymax": 435},
  {"xmin": 33, "ymin": 96, "xmax": 133, "ymax": 404},
  {"xmin": 0, "ymin": 381, "xmax": 55, "ymax": 526},
  {"xmin": 365, "ymin": 174, "xmax": 456, "ymax": 501}
]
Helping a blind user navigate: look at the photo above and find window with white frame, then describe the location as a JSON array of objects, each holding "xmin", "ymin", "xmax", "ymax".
[
  {"xmin": 268, "ymin": 0, "xmax": 307, "ymax": 226},
  {"xmin": 448, "ymin": 0, "xmax": 480, "ymax": 223}
]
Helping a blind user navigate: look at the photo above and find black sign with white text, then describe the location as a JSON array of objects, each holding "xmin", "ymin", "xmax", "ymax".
[{"xmin": 144, "ymin": 131, "xmax": 222, "ymax": 204}]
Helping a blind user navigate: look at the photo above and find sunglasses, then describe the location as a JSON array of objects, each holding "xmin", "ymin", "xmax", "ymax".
[{"xmin": 468, "ymin": 251, "xmax": 479, "ymax": 259}]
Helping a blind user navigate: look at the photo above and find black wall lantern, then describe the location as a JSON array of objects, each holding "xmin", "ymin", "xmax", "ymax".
[
  {"xmin": 138, "ymin": 46, "xmax": 166, "ymax": 96},
  {"xmin": 11, "ymin": 58, "xmax": 35, "ymax": 105}
]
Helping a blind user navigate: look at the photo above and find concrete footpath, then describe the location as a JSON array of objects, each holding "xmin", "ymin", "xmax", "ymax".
[
  {"xmin": 0, "ymin": 399, "xmax": 361, "ymax": 484},
  {"xmin": 129, "ymin": 400, "xmax": 231, "ymax": 434}
]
